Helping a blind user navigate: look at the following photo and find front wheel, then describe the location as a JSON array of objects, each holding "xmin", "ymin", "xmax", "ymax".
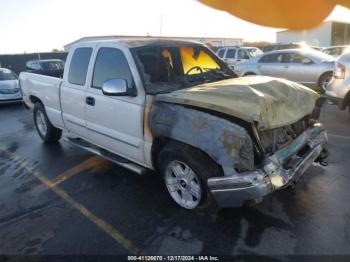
[
  {"xmin": 158, "ymin": 141, "xmax": 222, "ymax": 210},
  {"xmin": 34, "ymin": 102, "xmax": 62, "ymax": 143}
]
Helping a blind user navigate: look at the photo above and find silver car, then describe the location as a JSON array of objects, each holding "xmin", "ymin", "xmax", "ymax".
[
  {"xmin": 326, "ymin": 52, "xmax": 350, "ymax": 116},
  {"xmin": 0, "ymin": 68, "xmax": 22, "ymax": 104},
  {"xmin": 234, "ymin": 49, "xmax": 335, "ymax": 93}
]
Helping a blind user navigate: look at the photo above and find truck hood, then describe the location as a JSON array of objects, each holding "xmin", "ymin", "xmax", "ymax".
[{"xmin": 155, "ymin": 76, "xmax": 319, "ymax": 130}]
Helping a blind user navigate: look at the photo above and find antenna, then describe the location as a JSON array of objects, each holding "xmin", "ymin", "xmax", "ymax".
[
  {"xmin": 159, "ymin": 15, "xmax": 163, "ymax": 39},
  {"xmin": 156, "ymin": 14, "xmax": 163, "ymax": 82}
]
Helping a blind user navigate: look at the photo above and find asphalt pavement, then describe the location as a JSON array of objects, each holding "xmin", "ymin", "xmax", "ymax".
[{"xmin": 0, "ymin": 102, "xmax": 350, "ymax": 259}]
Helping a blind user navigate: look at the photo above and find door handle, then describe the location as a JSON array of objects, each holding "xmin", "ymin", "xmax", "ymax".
[{"xmin": 86, "ymin": 96, "xmax": 95, "ymax": 106}]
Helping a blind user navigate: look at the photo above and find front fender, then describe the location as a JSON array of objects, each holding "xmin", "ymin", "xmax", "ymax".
[{"xmin": 149, "ymin": 102, "xmax": 254, "ymax": 175}]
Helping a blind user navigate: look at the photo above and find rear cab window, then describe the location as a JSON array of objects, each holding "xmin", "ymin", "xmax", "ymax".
[{"xmin": 68, "ymin": 48, "xmax": 93, "ymax": 86}]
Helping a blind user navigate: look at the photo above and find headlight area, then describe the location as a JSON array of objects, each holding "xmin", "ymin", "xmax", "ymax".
[{"xmin": 234, "ymin": 135, "xmax": 255, "ymax": 172}]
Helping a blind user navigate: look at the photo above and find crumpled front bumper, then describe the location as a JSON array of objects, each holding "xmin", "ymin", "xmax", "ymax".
[{"xmin": 208, "ymin": 127, "xmax": 328, "ymax": 207}]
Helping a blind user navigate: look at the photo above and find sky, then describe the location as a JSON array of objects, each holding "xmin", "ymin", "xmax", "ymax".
[{"xmin": 1, "ymin": 0, "xmax": 350, "ymax": 54}]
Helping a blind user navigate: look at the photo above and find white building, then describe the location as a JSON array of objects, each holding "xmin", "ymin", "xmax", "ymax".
[
  {"xmin": 64, "ymin": 35, "xmax": 243, "ymax": 51},
  {"xmin": 276, "ymin": 21, "xmax": 350, "ymax": 47}
]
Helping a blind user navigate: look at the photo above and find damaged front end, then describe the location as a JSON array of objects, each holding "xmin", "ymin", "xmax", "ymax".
[
  {"xmin": 149, "ymin": 76, "xmax": 329, "ymax": 208},
  {"xmin": 208, "ymin": 120, "xmax": 328, "ymax": 207},
  {"xmin": 150, "ymin": 100, "xmax": 328, "ymax": 208}
]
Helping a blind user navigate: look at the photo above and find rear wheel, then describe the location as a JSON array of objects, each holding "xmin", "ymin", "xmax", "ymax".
[
  {"xmin": 34, "ymin": 102, "xmax": 62, "ymax": 143},
  {"xmin": 318, "ymin": 72, "xmax": 332, "ymax": 94},
  {"xmin": 158, "ymin": 141, "xmax": 222, "ymax": 210}
]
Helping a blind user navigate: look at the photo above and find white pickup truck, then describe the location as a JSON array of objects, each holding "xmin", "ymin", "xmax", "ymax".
[{"xmin": 20, "ymin": 39, "xmax": 328, "ymax": 210}]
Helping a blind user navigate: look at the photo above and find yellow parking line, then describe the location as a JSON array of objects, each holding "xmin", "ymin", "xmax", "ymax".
[
  {"xmin": 31, "ymin": 156, "xmax": 111, "ymax": 193},
  {"xmin": 0, "ymin": 148, "xmax": 142, "ymax": 256},
  {"xmin": 328, "ymin": 133, "xmax": 350, "ymax": 140}
]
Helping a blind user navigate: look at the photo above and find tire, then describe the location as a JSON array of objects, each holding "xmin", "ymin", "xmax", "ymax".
[
  {"xmin": 318, "ymin": 72, "xmax": 333, "ymax": 94},
  {"xmin": 34, "ymin": 102, "xmax": 62, "ymax": 143},
  {"xmin": 158, "ymin": 141, "xmax": 222, "ymax": 211}
]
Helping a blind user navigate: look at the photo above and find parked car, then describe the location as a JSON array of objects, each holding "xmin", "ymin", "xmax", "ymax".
[
  {"xmin": 216, "ymin": 46, "xmax": 263, "ymax": 67},
  {"xmin": 234, "ymin": 49, "xmax": 335, "ymax": 93},
  {"xmin": 20, "ymin": 39, "xmax": 328, "ymax": 210},
  {"xmin": 321, "ymin": 46, "xmax": 350, "ymax": 58},
  {"xmin": 262, "ymin": 43, "xmax": 322, "ymax": 52},
  {"xmin": 261, "ymin": 43, "xmax": 309, "ymax": 52},
  {"xmin": 26, "ymin": 59, "xmax": 64, "ymax": 78},
  {"xmin": 0, "ymin": 68, "xmax": 22, "ymax": 104},
  {"xmin": 326, "ymin": 52, "xmax": 350, "ymax": 116}
]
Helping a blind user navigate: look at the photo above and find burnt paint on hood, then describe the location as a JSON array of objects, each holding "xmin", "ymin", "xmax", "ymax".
[{"xmin": 155, "ymin": 76, "xmax": 319, "ymax": 130}]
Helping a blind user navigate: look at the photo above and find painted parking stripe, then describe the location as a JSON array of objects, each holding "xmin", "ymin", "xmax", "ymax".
[
  {"xmin": 31, "ymin": 156, "xmax": 112, "ymax": 193},
  {"xmin": 0, "ymin": 148, "xmax": 142, "ymax": 256},
  {"xmin": 328, "ymin": 133, "xmax": 350, "ymax": 140}
]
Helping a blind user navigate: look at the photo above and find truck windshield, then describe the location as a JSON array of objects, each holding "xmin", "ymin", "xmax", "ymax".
[
  {"xmin": 133, "ymin": 45, "xmax": 236, "ymax": 94},
  {"xmin": 0, "ymin": 69, "xmax": 17, "ymax": 81}
]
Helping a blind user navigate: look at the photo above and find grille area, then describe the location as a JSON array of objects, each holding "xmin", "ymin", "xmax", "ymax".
[{"xmin": 258, "ymin": 116, "xmax": 310, "ymax": 155}]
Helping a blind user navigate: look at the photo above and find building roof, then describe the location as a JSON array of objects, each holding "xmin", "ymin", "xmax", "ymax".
[{"xmin": 277, "ymin": 20, "xmax": 350, "ymax": 34}]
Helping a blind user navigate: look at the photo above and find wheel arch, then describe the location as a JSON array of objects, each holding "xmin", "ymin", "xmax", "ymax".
[
  {"xmin": 318, "ymin": 71, "xmax": 333, "ymax": 86},
  {"xmin": 151, "ymin": 136, "xmax": 223, "ymax": 175},
  {"xmin": 29, "ymin": 95, "xmax": 43, "ymax": 106},
  {"xmin": 342, "ymin": 90, "xmax": 350, "ymax": 110}
]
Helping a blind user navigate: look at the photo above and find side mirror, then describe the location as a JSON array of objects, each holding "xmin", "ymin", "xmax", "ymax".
[
  {"xmin": 102, "ymin": 79, "xmax": 129, "ymax": 96},
  {"xmin": 302, "ymin": 58, "xmax": 312, "ymax": 64}
]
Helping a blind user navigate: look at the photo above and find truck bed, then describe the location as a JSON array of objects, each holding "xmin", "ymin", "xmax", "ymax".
[{"xmin": 19, "ymin": 72, "xmax": 65, "ymax": 129}]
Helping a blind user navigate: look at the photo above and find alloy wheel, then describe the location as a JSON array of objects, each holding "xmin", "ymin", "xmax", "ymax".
[{"xmin": 164, "ymin": 160, "xmax": 202, "ymax": 209}]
